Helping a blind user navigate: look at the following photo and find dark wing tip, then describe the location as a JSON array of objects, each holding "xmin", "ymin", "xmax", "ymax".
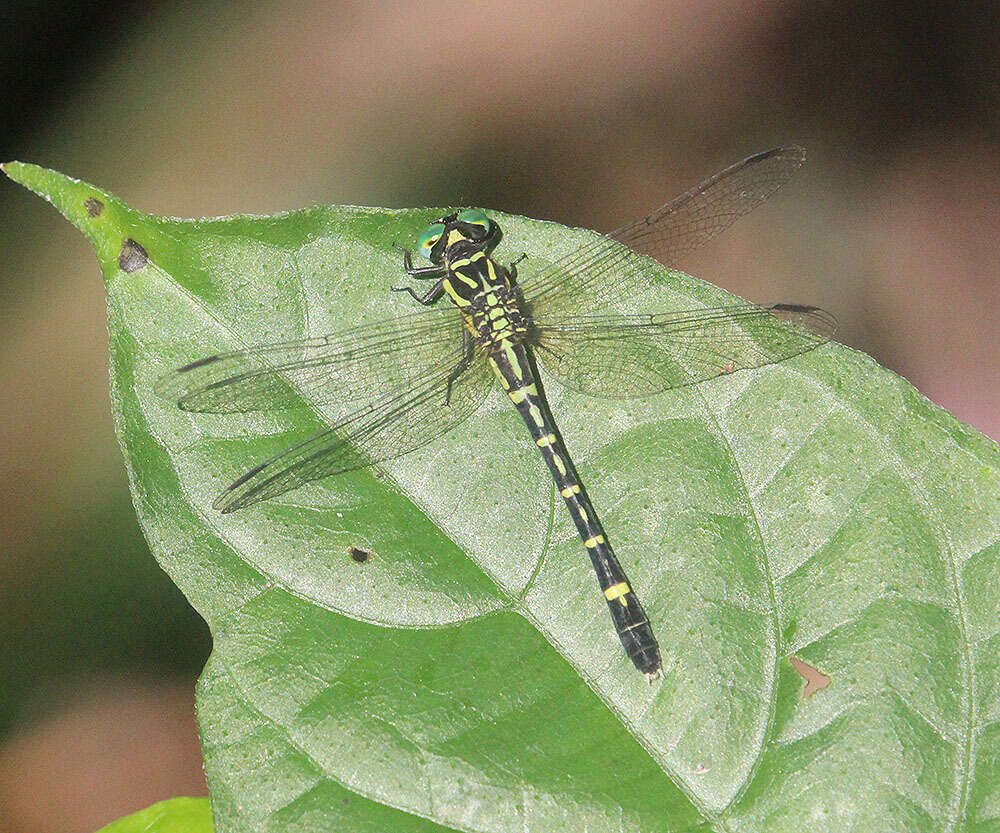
[
  {"xmin": 152, "ymin": 370, "xmax": 183, "ymax": 404},
  {"xmin": 153, "ymin": 354, "xmax": 224, "ymax": 405},
  {"xmin": 750, "ymin": 145, "xmax": 806, "ymax": 170},
  {"xmin": 179, "ymin": 354, "xmax": 223, "ymax": 372},
  {"xmin": 211, "ymin": 460, "xmax": 270, "ymax": 512},
  {"xmin": 212, "ymin": 488, "xmax": 246, "ymax": 513},
  {"xmin": 769, "ymin": 303, "xmax": 838, "ymax": 342}
]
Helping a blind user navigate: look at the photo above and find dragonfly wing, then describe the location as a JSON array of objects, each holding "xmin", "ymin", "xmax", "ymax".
[
  {"xmin": 214, "ymin": 343, "xmax": 494, "ymax": 512},
  {"xmin": 155, "ymin": 306, "xmax": 464, "ymax": 413},
  {"xmin": 520, "ymin": 147, "xmax": 806, "ymax": 313},
  {"xmin": 533, "ymin": 303, "xmax": 836, "ymax": 398}
]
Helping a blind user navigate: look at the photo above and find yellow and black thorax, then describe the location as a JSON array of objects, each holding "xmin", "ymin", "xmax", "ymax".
[{"xmin": 417, "ymin": 211, "xmax": 529, "ymax": 351}]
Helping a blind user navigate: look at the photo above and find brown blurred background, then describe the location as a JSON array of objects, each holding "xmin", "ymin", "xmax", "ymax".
[{"xmin": 1, "ymin": 1, "xmax": 997, "ymax": 831}]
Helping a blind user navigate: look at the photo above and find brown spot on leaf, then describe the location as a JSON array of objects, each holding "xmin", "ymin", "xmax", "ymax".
[
  {"xmin": 118, "ymin": 238, "xmax": 148, "ymax": 272},
  {"xmin": 789, "ymin": 656, "xmax": 831, "ymax": 697},
  {"xmin": 84, "ymin": 197, "xmax": 104, "ymax": 217},
  {"xmin": 348, "ymin": 546, "xmax": 373, "ymax": 563}
]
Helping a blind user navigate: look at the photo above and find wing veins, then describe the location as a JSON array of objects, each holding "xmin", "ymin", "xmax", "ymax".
[
  {"xmin": 157, "ymin": 306, "xmax": 464, "ymax": 413},
  {"xmin": 532, "ymin": 302, "xmax": 835, "ymax": 398},
  {"xmin": 213, "ymin": 344, "xmax": 494, "ymax": 512},
  {"xmin": 520, "ymin": 146, "xmax": 806, "ymax": 311}
]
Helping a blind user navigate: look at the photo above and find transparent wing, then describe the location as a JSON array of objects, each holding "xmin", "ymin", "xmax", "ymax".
[
  {"xmin": 533, "ymin": 303, "xmax": 836, "ymax": 398},
  {"xmin": 155, "ymin": 306, "xmax": 464, "ymax": 413},
  {"xmin": 214, "ymin": 343, "xmax": 494, "ymax": 512},
  {"xmin": 520, "ymin": 146, "xmax": 806, "ymax": 313}
]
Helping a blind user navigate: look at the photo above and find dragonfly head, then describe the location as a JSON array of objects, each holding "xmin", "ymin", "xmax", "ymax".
[{"xmin": 417, "ymin": 208, "xmax": 498, "ymax": 264}]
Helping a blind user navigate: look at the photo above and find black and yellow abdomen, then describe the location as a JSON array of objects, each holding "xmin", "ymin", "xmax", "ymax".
[
  {"xmin": 487, "ymin": 341, "xmax": 662, "ymax": 678},
  {"xmin": 431, "ymin": 230, "xmax": 662, "ymax": 678}
]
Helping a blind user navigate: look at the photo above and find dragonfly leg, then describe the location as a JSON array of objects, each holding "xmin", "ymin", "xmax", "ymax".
[
  {"xmin": 534, "ymin": 341, "xmax": 565, "ymax": 362},
  {"xmin": 508, "ymin": 252, "xmax": 528, "ymax": 279},
  {"xmin": 391, "ymin": 279, "xmax": 445, "ymax": 305},
  {"xmin": 393, "ymin": 244, "xmax": 448, "ymax": 278}
]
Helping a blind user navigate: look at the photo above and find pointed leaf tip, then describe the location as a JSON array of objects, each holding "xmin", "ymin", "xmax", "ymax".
[
  {"xmin": 2, "ymin": 160, "xmax": 40, "ymax": 187},
  {"xmin": 93, "ymin": 797, "xmax": 212, "ymax": 833},
  {"xmin": 2, "ymin": 161, "xmax": 24, "ymax": 181},
  {"xmin": 2, "ymin": 162, "xmax": 141, "ymax": 274}
]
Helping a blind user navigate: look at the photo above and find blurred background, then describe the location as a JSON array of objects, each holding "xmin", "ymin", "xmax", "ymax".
[{"xmin": 1, "ymin": 1, "xmax": 998, "ymax": 830}]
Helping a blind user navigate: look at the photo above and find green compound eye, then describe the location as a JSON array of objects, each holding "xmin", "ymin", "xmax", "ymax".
[
  {"xmin": 457, "ymin": 208, "xmax": 489, "ymax": 228},
  {"xmin": 416, "ymin": 222, "xmax": 445, "ymax": 258}
]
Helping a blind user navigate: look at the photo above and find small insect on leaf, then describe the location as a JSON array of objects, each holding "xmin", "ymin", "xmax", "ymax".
[{"xmin": 348, "ymin": 545, "xmax": 373, "ymax": 563}]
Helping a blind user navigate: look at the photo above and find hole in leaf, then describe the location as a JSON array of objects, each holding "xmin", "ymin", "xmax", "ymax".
[
  {"xmin": 84, "ymin": 197, "xmax": 104, "ymax": 217},
  {"xmin": 789, "ymin": 656, "xmax": 831, "ymax": 697},
  {"xmin": 348, "ymin": 545, "xmax": 373, "ymax": 563},
  {"xmin": 118, "ymin": 238, "xmax": 148, "ymax": 272}
]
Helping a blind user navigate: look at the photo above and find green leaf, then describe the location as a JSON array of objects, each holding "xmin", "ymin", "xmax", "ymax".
[
  {"xmin": 7, "ymin": 160, "xmax": 1000, "ymax": 833},
  {"xmin": 94, "ymin": 798, "xmax": 212, "ymax": 833}
]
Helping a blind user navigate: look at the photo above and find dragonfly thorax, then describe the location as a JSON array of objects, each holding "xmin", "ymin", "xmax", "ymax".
[
  {"xmin": 436, "ymin": 237, "xmax": 528, "ymax": 348},
  {"xmin": 468, "ymin": 285, "xmax": 528, "ymax": 349}
]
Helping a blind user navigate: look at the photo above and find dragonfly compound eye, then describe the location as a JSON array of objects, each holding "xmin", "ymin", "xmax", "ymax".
[
  {"xmin": 456, "ymin": 208, "xmax": 491, "ymax": 241},
  {"xmin": 417, "ymin": 222, "xmax": 445, "ymax": 260}
]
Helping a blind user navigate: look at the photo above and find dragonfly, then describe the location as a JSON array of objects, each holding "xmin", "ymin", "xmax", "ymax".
[{"xmin": 156, "ymin": 146, "xmax": 836, "ymax": 680}]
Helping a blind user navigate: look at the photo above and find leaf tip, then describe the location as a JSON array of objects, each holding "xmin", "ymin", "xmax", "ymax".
[
  {"xmin": 2, "ymin": 160, "xmax": 60, "ymax": 191},
  {"xmin": 2, "ymin": 160, "xmax": 27, "ymax": 182},
  {"xmin": 2, "ymin": 162, "xmax": 138, "ymax": 273}
]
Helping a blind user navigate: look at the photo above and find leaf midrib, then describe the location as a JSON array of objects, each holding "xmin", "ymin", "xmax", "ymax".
[{"xmin": 689, "ymin": 369, "xmax": 784, "ymax": 814}]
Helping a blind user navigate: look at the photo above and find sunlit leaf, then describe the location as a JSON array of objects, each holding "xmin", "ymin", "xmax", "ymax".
[
  {"xmin": 8, "ymin": 160, "xmax": 999, "ymax": 833},
  {"xmin": 94, "ymin": 798, "xmax": 212, "ymax": 833}
]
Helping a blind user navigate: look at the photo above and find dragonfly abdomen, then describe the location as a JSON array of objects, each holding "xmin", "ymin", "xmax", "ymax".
[{"xmin": 488, "ymin": 343, "xmax": 662, "ymax": 679}]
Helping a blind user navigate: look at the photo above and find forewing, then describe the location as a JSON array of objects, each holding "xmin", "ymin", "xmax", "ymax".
[
  {"xmin": 155, "ymin": 306, "xmax": 463, "ymax": 413},
  {"xmin": 521, "ymin": 147, "xmax": 805, "ymax": 313},
  {"xmin": 214, "ymin": 344, "xmax": 494, "ymax": 512},
  {"xmin": 533, "ymin": 303, "xmax": 836, "ymax": 398}
]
